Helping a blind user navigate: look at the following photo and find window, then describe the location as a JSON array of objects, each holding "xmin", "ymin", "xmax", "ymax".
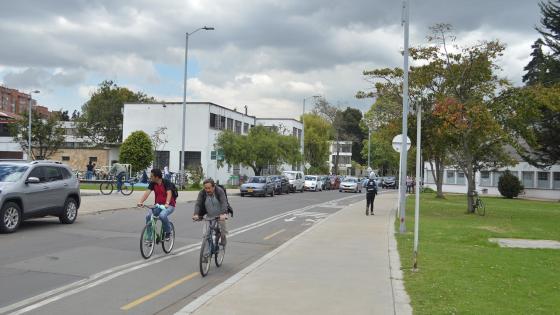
[
  {"xmin": 220, "ymin": 116, "xmax": 226, "ymax": 130},
  {"xmin": 425, "ymin": 169, "xmax": 435, "ymax": 184},
  {"xmin": 227, "ymin": 118, "xmax": 234, "ymax": 131},
  {"xmin": 554, "ymin": 172, "xmax": 560, "ymax": 190},
  {"xmin": 28, "ymin": 167, "xmax": 46, "ymax": 182},
  {"xmin": 492, "ymin": 171, "xmax": 503, "ymax": 187},
  {"xmin": 89, "ymin": 157, "xmax": 98, "ymax": 162},
  {"xmin": 445, "ymin": 170, "xmax": 455, "ymax": 184},
  {"xmin": 61, "ymin": 168, "xmax": 73, "ymax": 179},
  {"xmin": 293, "ymin": 127, "xmax": 298, "ymax": 137},
  {"xmin": 45, "ymin": 167, "xmax": 63, "ymax": 181},
  {"xmin": 0, "ymin": 124, "xmax": 11, "ymax": 137},
  {"xmin": 209, "ymin": 113, "xmax": 217, "ymax": 128},
  {"xmin": 457, "ymin": 171, "xmax": 466, "ymax": 185},
  {"xmin": 522, "ymin": 171, "xmax": 534, "ymax": 188},
  {"xmin": 243, "ymin": 123, "xmax": 249, "ymax": 134},
  {"xmin": 235, "ymin": 120, "xmax": 242, "ymax": 134},
  {"xmin": 181, "ymin": 151, "xmax": 201, "ymax": 169},
  {"xmin": 480, "ymin": 171, "xmax": 491, "ymax": 186},
  {"xmin": 154, "ymin": 151, "xmax": 170, "ymax": 170},
  {"xmin": 537, "ymin": 172, "xmax": 550, "ymax": 189},
  {"xmin": 211, "ymin": 151, "xmax": 216, "ymax": 160},
  {"xmin": 62, "ymin": 156, "xmax": 70, "ymax": 161}
]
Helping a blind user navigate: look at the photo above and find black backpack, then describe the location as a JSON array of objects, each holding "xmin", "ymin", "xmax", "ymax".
[{"xmin": 164, "ymin": 179, "xmax": 179, "ymax": 200}]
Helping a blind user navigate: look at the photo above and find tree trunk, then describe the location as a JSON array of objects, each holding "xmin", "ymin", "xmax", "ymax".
[
  {"xmin": 466, "ymin": 162, "xmax": 476, "ymax": 213},
  {"xmin": 435, "ymin": 158, "xmax": 445, "ymax": 198}
]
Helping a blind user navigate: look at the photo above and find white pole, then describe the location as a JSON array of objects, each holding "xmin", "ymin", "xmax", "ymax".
[
  {"xmin": 413, "ymin": 103, "xmax": 421, "ymax": 270},
  {"xmin": 398, "ymin": 0, "xmax": 410, "ymax": 233},
  {"xmin": 302, "ymin": 98, "xmax": 305, "ymax": 173},
  {"xmin": 180, "ymin": 32, "xmax": 189, "ymax": 186},
  {"xmin": 28, "ymin": 97, "xmax": 32, "ymax": 161}
]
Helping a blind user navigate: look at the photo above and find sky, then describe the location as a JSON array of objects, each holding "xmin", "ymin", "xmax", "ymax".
[{"xmin": 0, "ymin": 0, "xmax": 544, "ymax": 119}]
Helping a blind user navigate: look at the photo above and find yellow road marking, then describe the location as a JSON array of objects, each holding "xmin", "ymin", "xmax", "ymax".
[
  {"xmin": 263, "ymin": 229, "xmax": 286, "ymax": 241},
  {"xmin": 121, "ymin": 272, "xmax": 199, "ymax": 310}
]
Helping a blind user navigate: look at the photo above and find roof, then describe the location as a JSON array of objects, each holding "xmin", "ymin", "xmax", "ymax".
[
  {"xmin": 124, "ymin": 101, "xmax": 257, "ymax": 119},
  {"xmin": 256, "ymin": 118, "xmax": 303, "ymax": 123}
]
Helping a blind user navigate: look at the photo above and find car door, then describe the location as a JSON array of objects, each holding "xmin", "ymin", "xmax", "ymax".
[
  {"xmin": 44, "ymin": 166, "xmax": 66, "ymax": 210},
  {"xmin": 23, "ymin": 166, "xmax": 51, "ymax": 214}
]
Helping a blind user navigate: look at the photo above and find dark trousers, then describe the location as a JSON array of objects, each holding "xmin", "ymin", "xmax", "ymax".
[
  {"xmin": 116, "ymin": 172, "xmax": 125, "ymax": 191},
  {"xmin": 366, "ymin": 193, "xmax": 376, "ymax": 212}
]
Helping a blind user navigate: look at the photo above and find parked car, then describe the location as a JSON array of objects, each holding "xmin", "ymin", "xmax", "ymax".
[
  {"xmin": 339, "ymin": 177, "xmax": 362, "ymax": 193},
  {"xmin": 240, "ymin": 176, "xmax": 275, "ymax": 197},
  {"xmin": 0, "ymin": 160, "xmax": 81, "ymax": 233},
  {"xmin": 382, "ymin": 176, "xmax": 398, "ymax": 189},
  {"xmin": 304, "ymin": 175, "xmax": 322, "ymax": 192},
  {"xmin": 270, "ymin": 175, "xmax": 290, "ymax": 195},
  {"xmin": 329, "ymin": 175, "xmax": 341, "ymax": 190},
  {"xmin": 320, "ymin": 176, "xmax": 331, "ymax": 190},
  {"xmin": 283, "ymin": 171, "xmax": 305, "ymax": 192}
]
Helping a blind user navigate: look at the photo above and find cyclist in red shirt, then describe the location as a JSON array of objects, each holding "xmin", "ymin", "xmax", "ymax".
[{"xmin": 137, "ymin": 168, "xmax": 176, "ymax": 240}]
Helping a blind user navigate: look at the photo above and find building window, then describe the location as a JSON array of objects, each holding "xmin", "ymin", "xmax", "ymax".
[
  {"xmin": 89, "ymin": 157, "xmax": 98, "ymax": 162},
  {"xmin": 235, "ymin": 120, "xmax": 242, "ymax": 134},
  {"xmin": 553, "ymin": 172, "xmax": 560, "ymax": 190},
  {"xmin": 210, "ymin": 113, "xmax": 217, "ymax": 128},
  {"xmin": 243, "ymin": 123, "xmax": 249, "ymax": 134},
  {"xmin": 154, "ymin": 151, "xmax": 170, "ymax": 170},
  {"xmin": 445, "ymin": 170, "xmax": 455, "ymax": 184},
  {"xmin": 480, "ymin": 171, "xmax": 491, "ymax": 186},
  {"xmin": 522, "ymin": 171, "xmax": 534, "ymax": 188},
  {"xmin": 211, "ymin": 151, "xmax": 216, "ymax": 160},
  {"xmin": 537, "ymin": 172, "xmax": 550, "ymax": 189},
  {"xmin": 220, "ymin": 116, "xmax": 226, "ymax": 130},
  {"xmin": 227, "ymin": 118, "xmax": 234, "ymax": 131},
  {"xmin": 62, "ymin": 156, "xmax": 70, "ymax": 161},
  {"xmin": 457, "ymin": 171, "xmax": 466, "ymax": 185},
  {"xmin": 492, "ymin": 171, "xmax": 503, "ymax": 187},
  {"xmin": 0, "ymin": 124, "xmax": 11, "ymax": 137},
  {"xmin": 181, "ymin": 151, "xmax": 201, "ymax": 169}
]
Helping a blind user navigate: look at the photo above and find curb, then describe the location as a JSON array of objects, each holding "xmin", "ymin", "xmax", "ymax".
[{"xmin": 388, "ymin": 205, "xmax": 413, "ymax": 315}]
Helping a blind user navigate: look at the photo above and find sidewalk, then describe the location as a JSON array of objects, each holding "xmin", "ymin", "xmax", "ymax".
[
  {"xmin": 78, "ymin": 190, "xmax": 201, "ymax": 215},
  {"xmin": 177, "ymin": 192, "xmax": 412, "ymax": 315}
]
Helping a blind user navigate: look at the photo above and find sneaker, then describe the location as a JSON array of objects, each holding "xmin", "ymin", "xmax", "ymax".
[
  {"xmin": 164, "ymin": 232, "xmax": 171, "ymax": 241},
  {"xmin": 219, "ymin": 236, "xmax": 227, "ymax": 246},
  {"xmin": 366, "ymin": 211, "xmax": 369, "ymax": 216},
  {"xmin": 144, "ymin": 240, "xmax": 153, "ymax": 246}
]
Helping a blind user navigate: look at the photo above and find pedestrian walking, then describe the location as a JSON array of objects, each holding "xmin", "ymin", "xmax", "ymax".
[
  {"xmin": 365, "ymin": 172, "xmax": 378, "ymax": 216},
  {"xmin": 86, "ymin": 161, "xmax": 94, "ymax": 180}
]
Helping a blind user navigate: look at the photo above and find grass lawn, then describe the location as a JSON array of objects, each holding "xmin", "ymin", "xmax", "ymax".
[{"xmin": 396, "ymin": 192, "xmax": 560, "ymax": 315}]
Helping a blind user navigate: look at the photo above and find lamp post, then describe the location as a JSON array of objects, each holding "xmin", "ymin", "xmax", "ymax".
[
  {"xmin": 180, "ymin": 26, "xmax": 214, "ymax": 187},
  {"xmin": 301, "ymin": 95, "xmax": 320, "ymax": 173},
  {"xmin": 398, "ymin": 0, "xmax": 410, "ymax": 233},
  {"xmin": 27, "ymin": 90, "xmax": 40, "ymax": 161}
]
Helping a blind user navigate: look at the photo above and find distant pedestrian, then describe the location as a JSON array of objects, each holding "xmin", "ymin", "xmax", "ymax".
[
  {"xmin": 406, "ymin": 176, "xmax": 413, "ymax": 193},
  {"xmin": 164, "ymin": 166, "xmax": 171, "ymax": 181},
  {"xmin": 110, "ymin": 162, "xmax": 127, "ymax": 193},
  {"xmin": 86, "ymin": 161, "xmax": 94, "ymax": 180},
  {"xmin": 141, "ymin": 170, "xmax": 148, "ymax": 183},
  {"xmin": 365, "ymin": 172, "xmax": 378, "ymax": 216}
]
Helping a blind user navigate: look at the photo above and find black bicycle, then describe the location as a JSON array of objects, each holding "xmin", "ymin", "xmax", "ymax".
[
  {"xmin": 473, "ymin": 191, "xmax": 486, "ymax": 216},
  {"xmin": 100, "ymin": 175, "xmax": 138, "ymax": 196},
  {"xmin": 196, "ymin": 217, "xmax": 226, "ymax": 277}
]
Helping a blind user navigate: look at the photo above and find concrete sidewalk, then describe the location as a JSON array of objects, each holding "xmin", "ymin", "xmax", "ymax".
[
  {"xmin": 177, "ymin": 192, "xmax": 412, "ymax": 315},
  {"xmin": 78, "ymin": 190, "xmax": 201, "ymax": 215}
]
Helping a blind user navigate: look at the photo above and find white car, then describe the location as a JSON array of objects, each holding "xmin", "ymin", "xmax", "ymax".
[
  {"xmin": 283, "ymin": 171, "xmax": 305, "ymax": 193},
  {"xmin": 304, "ymin": 175, "xmax": 322, "ymax": 191}
]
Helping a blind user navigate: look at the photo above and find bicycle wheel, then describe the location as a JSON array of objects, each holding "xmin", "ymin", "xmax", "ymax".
[
  {"xmin": 215, "ymin": 239, "xmax": 225, "ymax": 267},
  {"xmin": 121, "ymin": 181, "xmax": 134, "ymax": 196},
  {"xmin": 162, "ymin": 222, "xmax": 175, "ymax": 253},
  {"xmin": 140, "ymin": 223, "xmax": 155, "ymax": 259},
  {"xmin": 476, "ymin": 199, "xmax": 486, "ymax": 216},
  {"xmin": 199, "ymin": 238, "xmax": 212, "ymax": 277},
  {"xmin": 100, "ymin": 182, "xmax": 113, "ymax": 195}
]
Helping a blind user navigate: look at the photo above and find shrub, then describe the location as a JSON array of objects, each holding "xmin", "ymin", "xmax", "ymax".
[
  {"xmin": 119, "ymin": 131, "xmax": 153, "ymax": 173},
  {"xmin": 498, "ymin": 170, "xmax": 524, "ymax": 199}
]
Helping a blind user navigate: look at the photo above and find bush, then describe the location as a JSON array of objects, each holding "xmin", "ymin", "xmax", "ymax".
[
  {"xmin": 498, "ymin": 170, "xmax": 524, "ymax": 199},
  {"xmin": 187, "ymin": 164, "xmax": 204, "ymax": 190},
  {"xmin": 119, "ymin": 131, "xmax": 153, "ymax": 173}
]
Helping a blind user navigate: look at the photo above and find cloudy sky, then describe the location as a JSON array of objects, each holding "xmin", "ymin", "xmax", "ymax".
[{"xmin": 0, "ymin": 0, "xmax": 543, "ymax": 118}]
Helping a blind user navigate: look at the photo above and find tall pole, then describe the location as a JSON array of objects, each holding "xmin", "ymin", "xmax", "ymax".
[
  {"xmin": 413, "ymin": 102, "xmax": 422, "ymax": 270},
  {"xmin": 302, "ymin": 98, "xmax": 305, "ymax": 173},
  {"xmin": 180, "ymin": 33, "xmax": 189, "ymax": 187},
  {"xmin": 28, "ymin": 97, "xmax": 32, "ymax": 161},
  {"xmin": 368, "ymin": 127, "xmax": 371, "ymax": 170},
  {"xmin": 398, "ymin": 0, "xmax": 410, "ymax": 233}
]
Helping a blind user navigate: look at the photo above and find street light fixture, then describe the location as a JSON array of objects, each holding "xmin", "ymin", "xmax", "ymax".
[
  {"xmin": 301, "ymin": 95, "xmax": 320, "ymax": 173},
  {"xmin": 28, "ymin": 90, "xmax": 40, "ymax": 161},
  {"xmin": 180, "ymin": 26, "xmax": 214, "ymax": 187}
]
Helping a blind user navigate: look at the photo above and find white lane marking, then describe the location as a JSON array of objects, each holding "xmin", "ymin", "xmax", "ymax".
[
  {"xmin": 284, "ymin": 217, "xmax": 296, "ymax": 222},
  {"xmin": 3, "ymin": 194, "xmax": 362, "ymax": 315}
]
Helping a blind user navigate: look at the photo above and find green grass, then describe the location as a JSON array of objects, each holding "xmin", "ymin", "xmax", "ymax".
[{"xmin": 396, "ymin": 193, "xmax": 560, "ymax": 315}]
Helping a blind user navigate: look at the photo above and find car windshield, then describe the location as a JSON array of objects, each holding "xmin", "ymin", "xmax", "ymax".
[
  {"xmin": 0, "ymin": 165, "xmax": 29, "ymax": 182},
  {"xmin": 305, "ymin": 176, "xmax": 316, "ymax": 181},
  {"xmin": 344, "ymin": 178, "xmax": 357, "ymax": 183},
  {"xmin": 248, "ymin": 177, "xmax": 266, "ymax": 183},
  {"xmin": 284, "ymin": 173, "xmax": 295, "ymax": 180}
]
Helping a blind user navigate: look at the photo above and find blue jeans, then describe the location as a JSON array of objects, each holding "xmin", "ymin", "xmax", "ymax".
[
  {"xmin": 116, "ymin": 172, "xmax": 125, "ymax": 191},
  {"xmin": 145, "ymin": 205, "xmax": 175, "ymax": 234}
]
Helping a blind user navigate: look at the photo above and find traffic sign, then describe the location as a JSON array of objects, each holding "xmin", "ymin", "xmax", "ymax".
[{"xmin": 392, "ymin": 134, "xmax": 411, "ymax": 153}]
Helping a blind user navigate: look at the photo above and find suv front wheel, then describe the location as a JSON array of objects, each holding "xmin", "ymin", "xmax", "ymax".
[
  {"xmin": 59, "ymin": 198, "xmax": 78, "ymax": 224},
  {"xmin": 1, "ymin": 202, "xmax": 22, "ymax": 233}
]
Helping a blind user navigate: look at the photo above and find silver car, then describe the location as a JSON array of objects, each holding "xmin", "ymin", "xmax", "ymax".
[
  {"xmin": 339, "ymin": 177, "xmax": 362, "ymax": 193},
  {"xmin": 240, "ymin": 176, "xmax": 275, "ymax": 197},
  {"xmin": 0, "ymin": 160, "xmax": 81, "ymax": 233}
]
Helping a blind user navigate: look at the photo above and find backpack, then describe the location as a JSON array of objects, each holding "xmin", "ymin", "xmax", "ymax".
[
  {"xmin": 202, "ymin": 184, "xmax": 234, "ymax": 217},
  {"xmin": 366, "ymin": 179, "xmax": 378, "ymax": 194},
  {"xmin": 163, "ymin": 179, "xmax": 179, "ymax": 200}
]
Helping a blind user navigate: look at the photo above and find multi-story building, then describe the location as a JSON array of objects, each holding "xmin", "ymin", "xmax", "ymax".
[
  {"xmin": 328, "ymin": 141, "xmax": 353, "ymax": 175},
  {"xmin": 0, "ymin": 86, "xmax": 37, "ymax": 115}
]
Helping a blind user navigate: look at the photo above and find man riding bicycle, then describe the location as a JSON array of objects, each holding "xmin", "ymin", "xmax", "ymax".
[
  {"xmin": 137, "ymin": 168, "xmax": 176, "ymax": 240},
  {"xmin": 192, "ymin": 178, "xmax": 228, "ymax": 245},
  {"xmin": 109, "ymin": 162, "xmax": 128, "ymax": 193}
]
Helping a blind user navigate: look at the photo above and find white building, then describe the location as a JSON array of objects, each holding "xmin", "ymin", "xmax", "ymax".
[
  {"xmin": 328, "ymin": 141, "xmax": 352, "ymax": 175},
  {"xmin": 424, "ymin": 161, "xmax": 560, "ymax": 200},
  {"xmin": 123, "ymin": 102, "xmax": 303, "ymax": 184}
]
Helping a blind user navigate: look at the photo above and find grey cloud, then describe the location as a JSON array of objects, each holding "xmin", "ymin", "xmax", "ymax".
[{"xmin": 2, "ymin": 68, "xmax": 86, "ymax": 90}]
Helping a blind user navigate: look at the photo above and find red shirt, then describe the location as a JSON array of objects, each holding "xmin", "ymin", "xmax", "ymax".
[{"xmin": 149, "ymin": 181, "xmax": 176, "ymax": 207}]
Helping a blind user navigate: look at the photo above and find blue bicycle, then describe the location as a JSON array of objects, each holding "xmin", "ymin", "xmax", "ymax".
[{"xmin": 196, "ymin": 217, "xmax": 226, "ymax": 277}]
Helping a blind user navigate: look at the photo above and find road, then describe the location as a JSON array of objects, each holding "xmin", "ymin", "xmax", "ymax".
[{"xmin": 0, "ymin": 190, "xmax": 366, "ymax": 315}]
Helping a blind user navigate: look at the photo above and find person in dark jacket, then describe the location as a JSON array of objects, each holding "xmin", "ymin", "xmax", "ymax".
[
  {"xmin": 365, "ymin": 172, "xmax": 378, "ymax": 215},
  {"xmin": 192, "ymin": 178, "xmax": 229, "ymax": 245}
]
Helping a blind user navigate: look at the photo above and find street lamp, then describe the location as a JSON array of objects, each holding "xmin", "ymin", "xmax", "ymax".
[
  {"xmin": 28, "ymin": 90, "xmax": 40, "ymax": 161},
  {"xmin": 180, "ymin": 26, "xmax": 214, "ymax": 187},
  {"xmin": 301, "ymin": 95, "xmax": 320, "ymax": 173}
]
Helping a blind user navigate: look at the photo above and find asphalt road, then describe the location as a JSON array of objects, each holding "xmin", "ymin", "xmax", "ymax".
[{"xmin": 0, "ymin": 190, "xmax": 367, "ymax": 315}]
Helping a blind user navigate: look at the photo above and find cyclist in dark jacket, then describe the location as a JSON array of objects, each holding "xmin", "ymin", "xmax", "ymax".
[
  {"xmin": 365, "ymin": 172, "xmax": 378, "ymax": 216},
  {"xmin": 192, "ymin": 179, "xmax": 229, "ymax": 245}
]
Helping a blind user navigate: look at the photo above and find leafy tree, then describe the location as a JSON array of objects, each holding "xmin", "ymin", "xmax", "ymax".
[
  {"xmin": 9, "ymin": 110, "xmax": 65, "ymax": 160},
  {"xmin": 56, "ymin": 110, "xmax": 70, "ymax": 122},
  {"xmin": 537, "ymin": 0, "xmax": 560, "ymax": 56},
  {"xmin": 119, "ymin": 131, "xmax": 153, "ymax": 173},
  {"xmin": 77, "ymin": 80, "xmax": 157, "ymax": 144},
  {"xmin": 215, "ymin": 126, "xmax": 301, "ymax": 176},
  {"xmin": 71, "ymin": 110, "xmax": 80, "ymax": 121},
  {"xmin": 498, "ymin": 170, "xmax": 524, "ymax": 199},
  {"xmin": 303, "ymin": 113, "xmax": 331, "ymax": 174},
  {"xmin": 338, "ymin": 107, "xmax": 365, "ymax": 165}
]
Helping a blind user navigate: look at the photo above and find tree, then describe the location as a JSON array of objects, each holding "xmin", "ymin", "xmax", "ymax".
[
  {"xmin": 119, "ymin": 131, "xmax": 153, "ymax": 173},
  {"xmin": 498, "ymin": 170, "xmax": 524, "ymax": 199},
  {"xmin": 338, "ymin": 107, "xmax": 365, "ymax": 165},
  {"xmin": 57, "ymin": 110, "xmax": 70, "ymax": 122},
  {"xmin": 77, "ymin": 80, "xmax": 157, "ymax": 144},
  {"xmin": 150, "ymin": 127, "xmax": 168, "ymax": 168},
  {"xmin": 215, "ymin": 126, "xmax": 301, "ymax": 176},
  {"xmin": 303, "ymin": 113, "xmax": 331, "ymax": 174},
  {"xmin": 9, "ymin": 110, "xmax": 65, "ymax": 160},
  {"xmin": 537, "ymin": 0, "xmax": 560, "ymax": 56},
  {"xmin": 71, "ymin": 110, "xmax": 80, "ymax": 121}
]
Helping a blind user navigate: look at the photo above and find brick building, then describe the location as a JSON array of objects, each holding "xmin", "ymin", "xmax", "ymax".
[{"xmin": 0, "ymin": 86, "xmax": 37, "ymax": 115}]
